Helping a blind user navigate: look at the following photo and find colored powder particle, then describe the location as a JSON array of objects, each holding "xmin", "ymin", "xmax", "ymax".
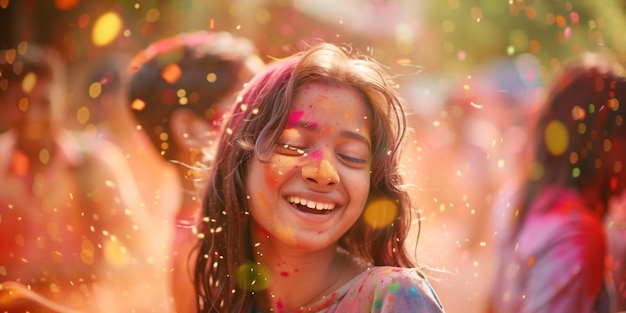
[
  {"xmin": 235, "ymin": 262, "xmax": 272, "ymax": 291},
  {"xmin": 570, "ymin": 11, "xmax": 580, "ymax": 24},
  {"xmin": 363, "ymin": 198, "xmax": 398, "ymax": 229},
  {"xmin": 55, "ymin": 0, "xmax": 80, "ymax": 10},
  {"xmin": 81, "ymin": 240, "xmax": 95, "ymax": 265},
  {"xmin": 92, "ymin": 11, "xmax": 122, "ymax": 47},
  {"xmin": 131, "ymin": 99, "xmax": 146, "ymax": 111},
  {"xmin": 457, "ymin": 50, "xmax": 466, "ymax": 61},
  {"xmin": 104, "ymin": 239, "xmax": 129, "ymax": 266},
  {"xmin": 161, "ymin": 63, "xmax": 182, "ymax": 84},
  {"xmin": 10, "ymin": 151, "xmax": 29, "ymax": 176},
  {"xmin": 544, "ymin": 120, "xmax": 569, "ymax": 156},
  {"xmin": 564, "ymin": 27, "xmax": 572, "ymax": 40},
  {"xmin": 21, "ymin": 72, "xmax": 37, "ymax": 93}
]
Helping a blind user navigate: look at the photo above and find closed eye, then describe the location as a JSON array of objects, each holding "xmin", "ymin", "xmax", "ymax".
[
  {"xmin": 276, "ymin": 143, "xmax": 306, "ymax": 156},
  {"xmin": 338, "ymin": 154, "xmax": 368, "ymax": 167}
]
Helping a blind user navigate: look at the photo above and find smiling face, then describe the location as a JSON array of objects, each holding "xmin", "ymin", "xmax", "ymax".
[{"xmin": 246, "ymin": 81, "xmax": 372, "ymax": 251}]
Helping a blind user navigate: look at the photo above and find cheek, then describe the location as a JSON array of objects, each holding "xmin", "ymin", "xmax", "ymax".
[
  {"xmin": 262, "ymin": 156, "xmax": 301, "ymax": 188},
  {"xmin": 262, "ymin": 162, "xmax": 277, "ymax": 189},
  {"xmin": 348, "ymin": 172, "xmax": 372, "ymax": 210}
]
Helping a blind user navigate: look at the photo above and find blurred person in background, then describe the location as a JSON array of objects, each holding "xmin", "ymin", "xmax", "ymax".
[
  {"xmin": 65, "ymin": 52, "xmax": 181, "ymax": 312},
  {"xmin": 127, "ymin": 30, "xmax": 265, "ymax": 313},
  {"xmin": 0, "ymin": 43, "xmax": 159, "ymax": 312},
  {"xmin": 607, "ymin": 189, "xmax": 626, "ymax": 312},
  {"xmin": 488, "ymin": 52, "xmax": 626, "ymax": 313},
  {"xmin": 68, "ymin": 51, "xmax": 170, "ymax": 211}
]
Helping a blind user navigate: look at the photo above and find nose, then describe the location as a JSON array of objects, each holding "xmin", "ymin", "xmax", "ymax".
[{"xmin": 301, "ymin": 153, "xmax": 340, "ymax": 188}]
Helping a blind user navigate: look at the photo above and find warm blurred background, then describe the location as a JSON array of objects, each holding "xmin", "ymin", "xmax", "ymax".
[{"xmin": 1, "ymin": 1, "xmax": 626, "ymax": 312}]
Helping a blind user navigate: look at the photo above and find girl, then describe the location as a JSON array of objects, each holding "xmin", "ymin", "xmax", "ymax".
[{"xmin": 193, "ymin": 43, "xmax": 444, "ymax": 312}]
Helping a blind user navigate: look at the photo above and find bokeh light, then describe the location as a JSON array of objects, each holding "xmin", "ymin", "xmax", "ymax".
[
  {"xmin": 235, "ymin": 262, "xmax": 271, "ymax": 292},
  {"xmin": 544, "ymin": 120, "xmax": 569, "ymax": 156},
  {"xmin": 363, "ymin": 198, "xmax": 398, "ymax": 229},
  {"xmin": 92, "ymin": 11, "xmax": 123, "ymax": 47},
  {"xmin": 55, "ymin": 0, "xmax": 81, "ymax": 11},
  {"xmin": 21, "ymin": 72, "xmax": 37, "ymax": 93}
]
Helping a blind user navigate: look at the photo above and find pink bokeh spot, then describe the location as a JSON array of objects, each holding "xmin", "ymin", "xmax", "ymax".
[
  {"xmin": 564, "ymin": 27, "xmax": 572, "ymax": 40},
  {"xmin": 457, "ymin": 50, "xmax": 466, "ymax": 61}
]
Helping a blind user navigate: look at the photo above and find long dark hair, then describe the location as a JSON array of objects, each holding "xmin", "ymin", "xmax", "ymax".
[
  {"xmin": 512, "ymin": 52, "xmax": 626, "ymax": 239},
  {"xmin": 193, "ymin": 43, "xmax": 417, "ymax": 312}
]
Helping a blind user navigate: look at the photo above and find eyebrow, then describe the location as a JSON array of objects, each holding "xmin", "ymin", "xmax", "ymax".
[{"xmin": 288, "ymin": 121, "xmax": 371, "ymax": 148}]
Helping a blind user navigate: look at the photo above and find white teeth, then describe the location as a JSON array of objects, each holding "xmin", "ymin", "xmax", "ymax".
[{"xmin": 287, "ymin": 196, "xmax": 335, "ymax": 211}]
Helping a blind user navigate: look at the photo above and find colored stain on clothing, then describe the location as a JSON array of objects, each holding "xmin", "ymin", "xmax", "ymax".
[
  {"xmin": 284, "ymin": 266, "xmax": 443, "ymax": 313},
  {"xmin": 388, "ymin": 281, "xmax": 401, "ymax": 293}
]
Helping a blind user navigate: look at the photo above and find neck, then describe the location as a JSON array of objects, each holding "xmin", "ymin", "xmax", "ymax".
[{"xmin": 250, "ymin": 223, "xmax": 360, "ymax": 312}]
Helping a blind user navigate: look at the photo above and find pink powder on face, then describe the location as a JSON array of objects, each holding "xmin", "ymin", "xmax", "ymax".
[
  {"xmin": 309, "ymin": 150, "xmax": 323, "ymax": 162},
  {"xmin": 263, "ymin": 162, "xmax": 278, "ymax": 190},
  {"xmin": 288, "ymin": 110, "xmax": 304, "ymax": 126}
]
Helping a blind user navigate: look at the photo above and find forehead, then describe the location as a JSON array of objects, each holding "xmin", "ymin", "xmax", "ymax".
[
  {"xmin": 287, "ymin": 81, "xmax": 372, "ymax": 138},
  {"xmin": 291, "ymin": 81, "xmax": 369, "ymax": 116}
]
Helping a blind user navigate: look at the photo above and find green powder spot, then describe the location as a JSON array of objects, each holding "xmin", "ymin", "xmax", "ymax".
[
  {"xmin": 388, "ymin": 281, "xmax": 401, "ymax": 293},
  {"xmin": 374, "ymin": 299, "xmax": 383, "ymax": 309}
]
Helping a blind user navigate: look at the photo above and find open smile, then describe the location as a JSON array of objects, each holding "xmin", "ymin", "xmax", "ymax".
[{"xmin": 287, "ymin": 196, "xmax": 336, "ymax": 215}]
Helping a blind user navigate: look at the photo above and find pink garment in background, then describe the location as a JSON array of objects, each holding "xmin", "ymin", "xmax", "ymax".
[{"xmin": 490, "ymin": 187, "xmax": 612, "ymax": 313}]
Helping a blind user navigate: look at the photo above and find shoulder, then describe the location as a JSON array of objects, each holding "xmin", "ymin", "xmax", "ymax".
[
  {"xmin": 362, "ymin": 266, "xmax": 430, "ymax": 286},
  {"xmin": 518, "ymin": 194, "xmax": 606, "ymax": 258},
  {"xmin": 346, "ymin": 266, "xmax": 445, "ymax": 312}
]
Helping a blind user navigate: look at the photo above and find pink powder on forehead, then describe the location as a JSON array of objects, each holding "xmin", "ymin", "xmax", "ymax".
[{"xmin": 287, "ymin": 110, "xmax": 304, "ymax": 125}]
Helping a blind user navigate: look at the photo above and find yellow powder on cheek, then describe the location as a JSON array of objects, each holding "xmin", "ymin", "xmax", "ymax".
[
  {"xmin": 254, "ymin": 190, "xmax": 298, "ymax": 246},
  {"xmin": 275, "ymin": 222, "xmax": 298, "ymax": 246},
  {"xmin": 255, "ymin": 189, "xmax": 270, "ymax": 211}
]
